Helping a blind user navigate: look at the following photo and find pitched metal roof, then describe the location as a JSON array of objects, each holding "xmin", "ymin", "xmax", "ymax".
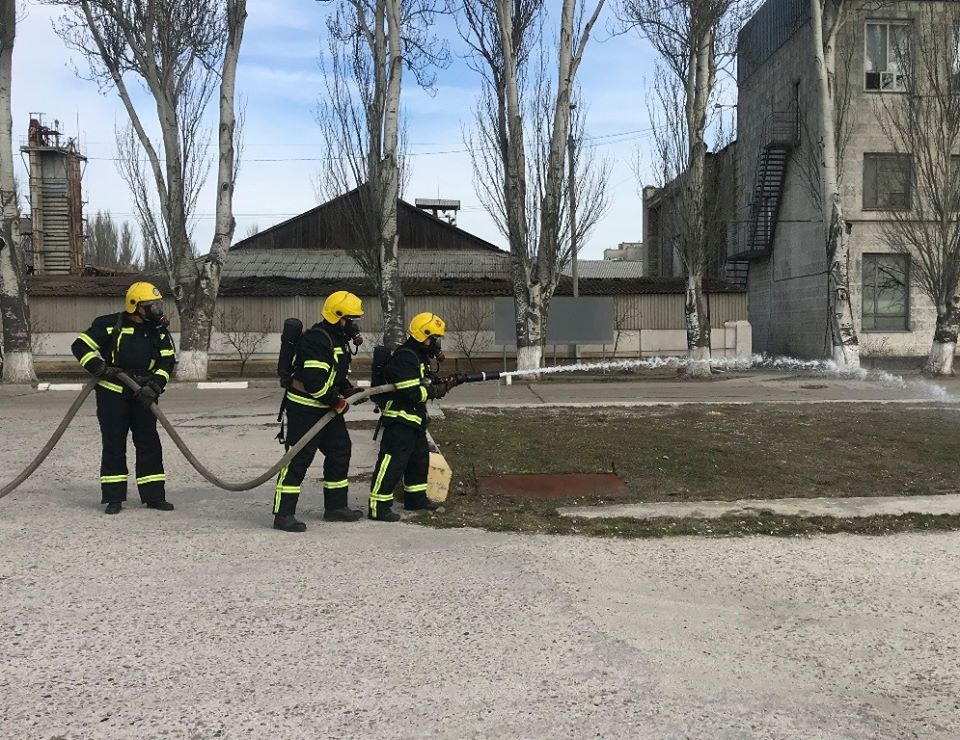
[
  {"xmin": 221, "ymin": 248, "xmax": 512, "ymax": 281},
  {"xmin": 28, "ymin": 273, "xmax": 743, "ymax": 298},
  {"xmin": 562, "ymin": 260, "xmax": 646, "ymax": 279}
]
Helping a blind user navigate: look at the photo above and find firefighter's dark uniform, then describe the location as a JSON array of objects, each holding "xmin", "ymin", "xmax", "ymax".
[
  {"xmin": 71, "ymin": 313, "xmax": 175, "ymax": 505},
  {"xmin": 274, "ymin": 322, "xmax": 355, "ymax": 516},
  {"xmin": 368, "ymin": 338, "xmax": 435, "ymax": 518}
]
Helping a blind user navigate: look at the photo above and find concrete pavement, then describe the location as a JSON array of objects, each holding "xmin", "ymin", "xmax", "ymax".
[
  {"xmin": 2, "ymin": 380, "xmax": 960, "ymax": 737},
  {"xmin": 561, "ymin": 493, "xmax": 960, "ymax": 521}
]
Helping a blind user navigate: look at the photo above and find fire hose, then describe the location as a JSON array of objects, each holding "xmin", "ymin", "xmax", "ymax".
[
  {"xmin": 0, "ymin": 369, "xmax": 500, "ymax": 501},
  {"xmin": 0, "ymin": 373, "xmax": 395, "ymax": 500}
]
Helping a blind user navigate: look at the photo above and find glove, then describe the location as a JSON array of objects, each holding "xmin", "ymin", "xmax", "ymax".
[
  {"xmin": 333, "ymin": 396, "xmax": 349, "ymax": 415},
  {"xmin": 101, "ymin": 366, "xmax": 123, "ymax": 381},
  {"xmin": 427, "ymin": 381, "xmax": 448, "ymax": 400},
  {"xmin": 86, "ymin": 358, "xmax": 107, "ymax": 377},
  {"xmin": 342, "ymin": 386, "xmax": 363, "ymax": 399},
  {"xmin": 136, "ymin": 382, "xmax": 161, "ymax": 408}
]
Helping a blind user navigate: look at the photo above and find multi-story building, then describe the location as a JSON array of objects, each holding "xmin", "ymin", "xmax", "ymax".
[
  {"xmin": 643, "ymin": 142, "xmax": 741, "ymax": 285},
  {"xmin": 603, "ymin": 241, "xmax": 644, "ymax": 265},
  {"xmin": 734, "ymin": 0, "xmax": 955, "ymax": 358}
]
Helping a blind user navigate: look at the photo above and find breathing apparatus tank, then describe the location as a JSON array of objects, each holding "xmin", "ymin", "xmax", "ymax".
[{"xmin": 277, "ymin": 318, "xmax": 303, "ymax": 387}]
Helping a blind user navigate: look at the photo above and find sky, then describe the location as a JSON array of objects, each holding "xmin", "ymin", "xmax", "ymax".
[{"xmin": 13, "ymin": 0, "xmax": 666, "ymax": 260}]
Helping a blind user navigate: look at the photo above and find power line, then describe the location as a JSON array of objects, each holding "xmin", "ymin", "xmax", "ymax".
[{"xmin": 82, "ymin": 123, "xmax": 667, "ymax": 164}]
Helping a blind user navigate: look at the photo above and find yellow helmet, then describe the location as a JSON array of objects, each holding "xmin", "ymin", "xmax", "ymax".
[
  {"xmin": 409, "ymin": 312, "xmax": 446, "ymax": 342},
  {"xmin": 322, "ymin": 290, "xmax": 364, "ymax": 324},
  {"xmin": 125, "ymin": 282, "xmax": 162, "ymax": 313}
]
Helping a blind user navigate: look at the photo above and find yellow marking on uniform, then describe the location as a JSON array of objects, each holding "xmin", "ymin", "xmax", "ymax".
[
  {"xmin": 78, "ymin": 333, "xmax": 99, "ymax": 350},
  {"xmin": 136, "ymin": 474, "xmax": 166, "ymax": 485}
]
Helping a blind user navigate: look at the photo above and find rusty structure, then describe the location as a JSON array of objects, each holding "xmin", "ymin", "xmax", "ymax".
[{"xmin": 22, "ymin": 115, "xmax": 86, "ymax": 275}]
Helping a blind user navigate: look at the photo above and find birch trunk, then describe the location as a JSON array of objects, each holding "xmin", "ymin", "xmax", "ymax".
[
  {"xmin": 811, "ymin": 0, "xmax": 859, "ymax": 368},
  {"xmin": 496, "ymin": 0, "xmax": 539, "ymax": 371},
  {"xmin": 925, "ymin": 303, "xmax": 959, "ymax": 376},
  {"xmin": 0, "ymin": 0, "xmax": 35, "ymax": 383},
  {"xmin": 379, "ymin": 0, "xmax": 405, "ymax": 351},
  {"xmin": 175, "ymin": 0, "xmax": 246, "ymax": 380}
]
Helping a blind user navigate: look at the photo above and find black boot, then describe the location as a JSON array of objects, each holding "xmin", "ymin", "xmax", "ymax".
[
  {"xmin": 145, "ymin": 500, "xmax": 175, "ymax": 511},
  {"xmin": 104, "ymin": 502, "xmax": 122, "ymax": 515},
  {"xmin": 404, "ymin": 492, "xmax": 440, "ymax": 511},
  {"xmin": 368, "ymin": 505, "xmax": 401, "ymax": 522},
  {"xmin": 274, "ymin": 514, "xmax": 307, "ymax": 532},
  {"xmin": 323, "ymin": 507, "xmax": 363, "ymax": 522}
]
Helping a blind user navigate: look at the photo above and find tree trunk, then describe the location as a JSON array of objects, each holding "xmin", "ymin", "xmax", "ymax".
[
  {"xmin": 175, "ymin": 0, "xmax": 246, "ymax": 380},
  {"xmin": 811, "ymin": 0, "xmax": 859, "ymax": 368},
  {"xmin": 514, "ymin": 279, "xmax": 544, "ymax": 372},
  {"xmin": 826, "ymin": 206, "xmax": 859, "ymax": 367},
  {"xmin": 497, "ymin": 0, "xmax": 537, "ymax": 371},
  {"xmin": 379, "ymin": 0, "xmax": 405, "ymax": 351},
  {"xmin": 684, "ymin": 272, "xmax": 711, "ymax": 377},
  {"xmin": 0, "ymin": 0, "xmax": 35, "ymax": 383},
  {"xmin": 925, "ymin": 304, "xmax": 959, "ymax": 376}
]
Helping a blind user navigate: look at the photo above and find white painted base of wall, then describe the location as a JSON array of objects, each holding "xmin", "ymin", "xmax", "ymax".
[{"xmin": 2, "ymin": 350, "xmax": 36, "ymax": 383}]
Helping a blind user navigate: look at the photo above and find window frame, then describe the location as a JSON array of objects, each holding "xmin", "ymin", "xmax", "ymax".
[
  {"xmin": 864, "ymin": 20, "xmax": 912, "ymax": 93},
  {"xmin": 861, "ymin": 253, "xmax": 911, "ymax": 333},
  {"xmin": 862, "ymin": 153, "xmax": 914, "ymax": 211}
]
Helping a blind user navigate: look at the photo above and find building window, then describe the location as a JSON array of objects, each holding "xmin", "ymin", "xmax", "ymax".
[
  {"xmin": 862, "ymin": 253, "xmax": 910, "ymax": 331},
  {"xmin": 863, "ymin": 154, "xmax": 913, "ymax": 210},
  {"xmin": 865, "ymin": 21, "xmax": 910, "ymax": 91}
]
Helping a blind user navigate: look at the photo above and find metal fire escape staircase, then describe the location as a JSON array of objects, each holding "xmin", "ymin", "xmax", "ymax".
[{"xmin": 727, "ymin": 112, "xmax": 798, "ymax": 285}]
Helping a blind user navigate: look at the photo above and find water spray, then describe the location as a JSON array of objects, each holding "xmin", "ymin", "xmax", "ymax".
[{"xmin": 498, "ymin": 354, "xmax": 953, "ymax": 402}]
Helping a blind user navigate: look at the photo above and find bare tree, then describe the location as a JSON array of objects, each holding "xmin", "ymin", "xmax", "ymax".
[
  {"xmin": 48, "ymin": 0, "xmax": 247, "ymax": 380},
  {"xmin": 875, "ymin": 7, "xmax": 960, "ymax": 375},
  {"xmin": 456, "ymin": 0, "xmax": 608, "ymax": 372},
  {"xmin": 619, "ymin": 0, "xmax": 748, "ymax": 377},
  {"xmin": 315, "ymin": 0, "xmax": 447, "ymax": 350},
  {"xmin": 215, "ymin": 306, "xmax": 273, "ymax": 376},
  {"xmin": 808, "ymin": 0, "xmax": 864, "ymax": 367},
  {"xmin": 85, "ymin": 210, "xmax": 140, "ymax": 270},
  {"xmin": 242, "ymin": 222, "xmax": 260, "ymax": 239},
  {"xmin": 612, "ymin": 299, "xmax": 640, "ymax": 357},
  {"xmin": 447, "ymin": 297, "xmax": 493, "ymax": 369},
  {"xmin": 0, "ymin": 0, "xmax": 34, "ymax": 383}
]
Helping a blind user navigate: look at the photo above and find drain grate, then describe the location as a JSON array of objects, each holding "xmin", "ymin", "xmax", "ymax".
[{"xmin": 478, "ymin": 473, "xmax": 629, "ymax": 500}]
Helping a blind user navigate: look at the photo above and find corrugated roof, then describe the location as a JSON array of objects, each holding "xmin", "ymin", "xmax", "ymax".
[
  {"xmin": 562, "ymin": 260, "xmax": 646, "ymax": 279},
  {"xmin": 221, "ymin": 248, "xmax": 512, "ymax": 281},
  {"xmin": 28, "ymin": 273, "xmax": 743, "ymax": 298}
]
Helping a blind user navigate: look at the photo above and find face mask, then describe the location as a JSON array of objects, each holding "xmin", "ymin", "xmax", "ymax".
[
  {"xmin": 343, "ymin": 318, "xmax": 363, "ymax": 350},
  {"xmin": 426, "ymin": 336, "xmax": 444, "ymax": 362},
  {"xmin": 141, "ymin": 301, "xmax": 169, "ymax": 327}
]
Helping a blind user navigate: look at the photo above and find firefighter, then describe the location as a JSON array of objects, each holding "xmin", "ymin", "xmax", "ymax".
[
  {"xmin": 71, "ymin": 282, "xmax": 176, "ymax": 515},
  {"xmin": 368, "ymin": 312, "xmax": 449, "ymax": 522},
  {"xmin": 273, "ymin": 291, "xmax": 365, "ymax": 532}
]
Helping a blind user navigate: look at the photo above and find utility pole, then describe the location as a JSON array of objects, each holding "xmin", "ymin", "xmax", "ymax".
[{"xmin": 567, "ymin": 106, "xmax": 579, "ymax": 359}]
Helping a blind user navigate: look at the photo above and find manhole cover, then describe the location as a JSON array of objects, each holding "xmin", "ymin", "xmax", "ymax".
[{"xmin": 478, "ymin": 473, "xmax": 629, "ymax": 500}]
